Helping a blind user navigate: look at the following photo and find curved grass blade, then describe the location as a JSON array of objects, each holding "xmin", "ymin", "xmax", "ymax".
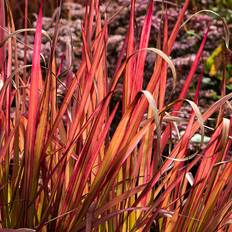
[{"xmin": 181, "ymin": 9, "xmax": 231, "ymax": 52}]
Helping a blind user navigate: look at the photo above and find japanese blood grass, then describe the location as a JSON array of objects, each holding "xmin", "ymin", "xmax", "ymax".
[{"xmin": 0, "ymin": 0, "xmax": 231, "ymax": 231}]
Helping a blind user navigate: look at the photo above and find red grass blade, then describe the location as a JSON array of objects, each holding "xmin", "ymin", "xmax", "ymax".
[
  {"xmin": 123, "ymin": 0, "xmax": 135, "ymax": 112},
  {"xmin": 132, "ymin": 0, "xmax": 154, "ymax": 98},
  {"xmin": 23, "ymin": 0, "xmax": 44, "ymax": 226},
  {"xmin": 0, "ymin": 0, "xmax": 5, "ymax": 73}
]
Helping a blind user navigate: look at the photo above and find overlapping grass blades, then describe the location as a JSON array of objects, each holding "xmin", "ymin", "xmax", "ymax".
[{"xmin": 0, "ymin": 0, "xmax": 231, "ymax": 231}]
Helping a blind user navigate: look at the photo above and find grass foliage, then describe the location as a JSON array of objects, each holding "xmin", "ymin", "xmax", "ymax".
[{"xmin": 0, "ymin": 0, "xmax": 231, "ymax": 231}]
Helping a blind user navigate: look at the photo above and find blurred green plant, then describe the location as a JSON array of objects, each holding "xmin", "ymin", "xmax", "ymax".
[
  {"xmin": 216, "ymin": 0, "xmax": 232, "ymax": 9},
  {"xmin": 206, "ymin": 44, "xmax": 232, "ymax": 91}
]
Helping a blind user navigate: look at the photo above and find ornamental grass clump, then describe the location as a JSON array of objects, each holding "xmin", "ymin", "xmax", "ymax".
[{"xmin": 0, "ymin": 0, "xmax": 231, "ymax": 231}]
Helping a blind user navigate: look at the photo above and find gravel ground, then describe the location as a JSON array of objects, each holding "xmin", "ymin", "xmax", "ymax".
[{"xmin": 14, "ymin": 1, "xmax": 228, "ymax": 69}]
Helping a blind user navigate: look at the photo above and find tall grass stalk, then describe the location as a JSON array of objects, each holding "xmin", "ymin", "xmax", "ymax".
[{"xmin": 0, "ymin": 0, "xmax": 231, "ymax": 231}]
